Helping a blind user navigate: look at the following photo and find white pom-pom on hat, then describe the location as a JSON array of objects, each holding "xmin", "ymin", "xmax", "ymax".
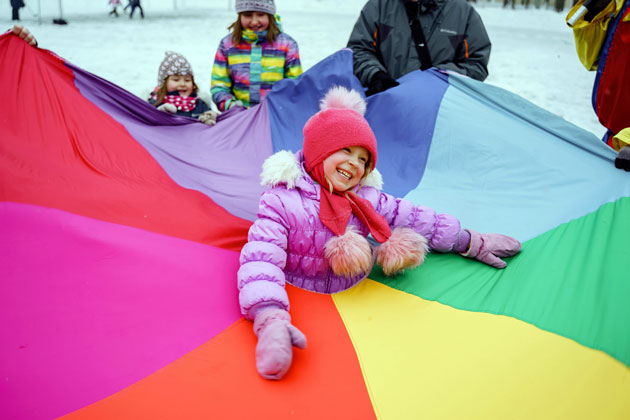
[{"xmin": 319, "ymin": 85, "xmax": 367, "ymax": 116}]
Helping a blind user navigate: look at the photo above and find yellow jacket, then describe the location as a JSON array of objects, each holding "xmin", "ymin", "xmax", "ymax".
[{"xmin": 566, "ymin": 0, "xmax": 629, "ymax": 71}]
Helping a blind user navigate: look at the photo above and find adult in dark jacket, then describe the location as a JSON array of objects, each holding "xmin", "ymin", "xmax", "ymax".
[{"xmin": 347, "ymin": 0, "xmax": 491, "ymax": 95}]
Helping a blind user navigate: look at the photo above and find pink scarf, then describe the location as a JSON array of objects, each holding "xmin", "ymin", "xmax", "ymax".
[{"xmin": 309, "ymin": 165, "xmax": 391, "ymax": 243}]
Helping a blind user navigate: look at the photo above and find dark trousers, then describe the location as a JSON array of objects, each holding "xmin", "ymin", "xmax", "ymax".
[
  {"xmin": 12, "ymin": 7, "xmax": 19, "ymax": 20},
  {"xmin": 129, "ymin": 5, "xmax": 144, "ymax": 18}
]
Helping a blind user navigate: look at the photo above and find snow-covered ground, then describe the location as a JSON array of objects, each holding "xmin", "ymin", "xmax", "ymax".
[{"xmin": 1, "ymin": 0, "xmax": 606, "ymax": 137}]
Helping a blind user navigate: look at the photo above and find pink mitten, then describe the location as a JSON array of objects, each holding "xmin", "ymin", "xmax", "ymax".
[
  {"xmin": 462, "ymin": 229, "xmax": 521, "ymax": 269},
  {"xmin": 253, "ymin": 308, "xmax": 306, "ymax": 380}
]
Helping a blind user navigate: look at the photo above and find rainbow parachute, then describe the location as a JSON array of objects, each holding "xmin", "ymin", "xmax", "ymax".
[{"xmin": 1, "ymin": 32, "xmax": 629, "ymax": 419}]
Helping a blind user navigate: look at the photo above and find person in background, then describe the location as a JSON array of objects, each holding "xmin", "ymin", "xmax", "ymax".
[
  {"xmin": 11, "ymin": 0, "xmax": 25, "ymax": 21},
  {"xmin": 211, "ymin": 0, "xmax": 302, "ymax": 112},
  {"xmin": 347, "ymin": 0, "xmax": 491, "ymax": 96},
  {"xmin": 109, "ymin": 0, "xmax": 122, "ymax": 17},
  {"xmin": 239, "ymin": 86, "xmax": 521, "ymax": 380},
  {"xmin": 566, "ymin": 0, "xmax": 630, "ymax": 171},
  {"xmin": 149, "ymin": 51, "xmax": 217, "ymax": 125},
  {"xmin": 125, "ymin": 0, "xmax": 144, "ymax": 19}
]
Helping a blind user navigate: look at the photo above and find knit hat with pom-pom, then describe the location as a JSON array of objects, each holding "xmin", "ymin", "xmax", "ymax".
[
  {"xmin": 303, "ymin": 86, "xmax": 390, "ymax": 243},
  {"xmin": 157, "ymin": 51, "xmax": 193, "ymax": 86},
  {"xmin": 303, "ymin": 86, "xmax": 378, "ymax": 173}
]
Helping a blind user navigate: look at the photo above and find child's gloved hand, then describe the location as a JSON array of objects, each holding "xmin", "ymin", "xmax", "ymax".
[
  {"xmin": 461, "ymin": 229, "xmax": 521, "ymax": 269},
  {"xmin": 198, "ymin": 110, "xmax": 218, "ymax": 126},
  {"xmin": 583, "ymin": 0, "xmax": 613, "ymax": 22},
  {"xmin": 253, "ymin": 308, "xmax": 306, "ymax": 380},
  {"xmin": 157, "ymin": 103, "xmax": 177, "ymax": 114},
  {"xmin": 614, "ymin": 145, "xmax": 630, "ymax": 172},
  {"xmin": 12, "ymin": 25, "xmax": 38, "ymax": 46},
  {"xmin": 366, "ymin": 71, "xmax": 399, "ymax": 97},
  {"xmin": 229, "ymin": 100, "xmax": 245, "ymax": 109}
]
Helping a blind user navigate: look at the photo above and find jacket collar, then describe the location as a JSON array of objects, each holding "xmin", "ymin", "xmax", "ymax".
[{"xmin": 404, "ymin": 0, "xmax": 442, "ymax": 14}]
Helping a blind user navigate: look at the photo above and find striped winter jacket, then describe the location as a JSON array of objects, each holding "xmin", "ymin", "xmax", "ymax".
[{"xmin": 211, "ymin": 31, "xmax": 302, "ymax": 111}]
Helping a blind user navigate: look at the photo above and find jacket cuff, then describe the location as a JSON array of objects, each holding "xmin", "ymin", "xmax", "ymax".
[
  {"xmin": 460, "ymin": 229, "xmax": 481, "ymax": 257},
  {"xmin": 453, "ymin": 229, "xmax": 471, "ymax": 253},
  {"xmin": 248, "ymin": 302, "xmax": 285, "ymax": 320},
  {"xmin": 253, "ymin": 308, "xmax": 291, "ymax": 336}
]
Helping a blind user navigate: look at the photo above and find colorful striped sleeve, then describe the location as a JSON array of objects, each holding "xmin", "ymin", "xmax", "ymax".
[
  {"xmin": 211, "ymin": 37, "xmax": 236, "ymax": 111},
  {"xmin": 283, "ymin": 35, "xmax": 302, "ymax": 79}
]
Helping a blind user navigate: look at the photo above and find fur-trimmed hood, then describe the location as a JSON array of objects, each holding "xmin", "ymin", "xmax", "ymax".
[{"xmin": 260, "ymin": 149, "xmax": 383, "ymax": 191}]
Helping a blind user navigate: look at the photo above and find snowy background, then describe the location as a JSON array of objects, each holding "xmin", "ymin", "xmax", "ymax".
[{"xmin": 2, "ymin": 0, "xmax": 606, "ymax": 137}]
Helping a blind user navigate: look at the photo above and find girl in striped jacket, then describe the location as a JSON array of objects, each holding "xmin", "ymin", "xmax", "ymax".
[{"xmin": 211, "ymin": 0, "xmax": 302, "ymax": 112}]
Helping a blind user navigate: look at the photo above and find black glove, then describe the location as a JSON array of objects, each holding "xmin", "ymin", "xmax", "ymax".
[
  {"xmin": 366, "ymin": 71, "xmax": 399, "ymax": 97},
  {"xmin": 614, "ymin": 145, "xmax": 630, "ymax": 172},
  {"xmin": 583, "ymin": 0, "xmax": 613, "ymax": 22}
]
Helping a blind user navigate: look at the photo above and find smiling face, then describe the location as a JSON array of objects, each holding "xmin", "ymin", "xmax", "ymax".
[
  {"xmin": 165, "ymin": 75, "xmax": 193, "ymax": 97},
  {"xmin": 240, "ymin": 11, "xmax": 270, "ymax": 32},
  {"xmin": 323, "ymin": 146, "xmax": 370, "ymax": 192}
]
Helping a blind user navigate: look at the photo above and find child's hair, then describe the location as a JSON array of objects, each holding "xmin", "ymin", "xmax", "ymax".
[
  {"xmin": 229, "ymin": 13, "xmax": 281, "ymax": 44},
  {"xmin": 153, "ymin": 76, "xmax": 200, "ymax": 106}
]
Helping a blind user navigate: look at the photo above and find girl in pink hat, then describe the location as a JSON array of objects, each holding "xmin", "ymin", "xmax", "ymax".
[{"xmin": 239, "ymin": 86, "xmax": 521, "ymax": 380}]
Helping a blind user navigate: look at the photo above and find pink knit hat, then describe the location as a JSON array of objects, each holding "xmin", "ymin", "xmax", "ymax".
[
  {"xmin": 303, "ymin": 86, "xmax": 377, "ymax": 174},
  {"xmin": 302, "ymin": 86, "xmax": 391, "ymax": 244}
]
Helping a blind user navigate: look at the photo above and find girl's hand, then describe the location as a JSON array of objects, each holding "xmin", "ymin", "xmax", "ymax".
[
  {"xmin": 615, "ymin": 145, "xmax": 630, "ymax": 171},
  {"xmin": 198, "ymin": 110, "xmax": 218, "ymax": 126},
  {"xmin": 253, "ymin": 308, "xmax": 306, "ymax": 380},
  {"xmin": 461, "ymin": 229, "xmax": 521, "ymax": 269},
  {"xmin": 12, "ymin": 25, "xmax": 38, "ymax": 46},
  {"xmin": 157, "ymin": 103, "xmax": 177, "ymax": 114},
  {"xmin": 228, "ymin": 100, "xmax": 244, "ymax": 109}
]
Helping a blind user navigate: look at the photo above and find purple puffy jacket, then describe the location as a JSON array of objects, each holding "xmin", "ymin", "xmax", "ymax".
[{"xmin": 237, "ymin": 151, "xmax": 465, "ymax": 319}]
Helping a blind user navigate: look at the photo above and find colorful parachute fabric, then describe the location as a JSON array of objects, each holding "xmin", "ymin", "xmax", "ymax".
[{"xmin": 1, "ymin": 33, "xmax": 629, "ymax": 419}]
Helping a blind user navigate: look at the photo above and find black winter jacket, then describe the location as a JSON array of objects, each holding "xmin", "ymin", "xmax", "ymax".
[{"xmin": 347, "ymin": 0, "xmax": 491, "ymax": 84}]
